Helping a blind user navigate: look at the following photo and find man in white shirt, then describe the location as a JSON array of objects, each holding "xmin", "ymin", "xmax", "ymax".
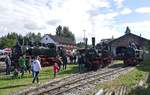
[{"xmin": 32, "ymin": 56, "xmax": 41, "ymax": 83}]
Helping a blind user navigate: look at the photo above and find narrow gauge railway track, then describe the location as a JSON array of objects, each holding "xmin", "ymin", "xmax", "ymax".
[
  {"xmin": 39, "ymin": 67, "xmax": 132, "ymax": 95},
  {"xmin": 15, "ymin": 67, "xmax": 133, "ymax": 95},
  {"xmin": 15, "ymin": 67, "xmax": 113, "ymax": 95}
]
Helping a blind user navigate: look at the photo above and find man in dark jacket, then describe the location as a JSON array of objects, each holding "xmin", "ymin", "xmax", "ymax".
[
  {"xmin": 77, "ymin": 53, "xmax": 85, "ymax": 73},
  {"xmin": 62, "ymin": 55, "xmax": 67, "ymax": 70},
  {"xmin": 5, "ymin": 54, "xmax": 11, "ymax": 75}
]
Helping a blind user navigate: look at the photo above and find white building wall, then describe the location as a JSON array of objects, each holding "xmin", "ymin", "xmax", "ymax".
[{"xmin": 40, "ymin": 35, "xmax": 57, "ymax": 45}]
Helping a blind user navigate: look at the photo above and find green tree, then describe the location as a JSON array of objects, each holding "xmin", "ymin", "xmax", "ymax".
[
  {"xmin": 76, "ymin": 42, "xmax": 86, "ymax": 48},
  {"xmin": 55, "ymin": 25, "xmax": 75, "ymax": 42},
  {"xmin": 62, "ymin": 26, "xmax": 75, "ymax": 41},
  {"xmin": 0, "ymin": 33, "xmax": 17, "ymax": 48},
  {"xmin": 35, "ymin": 32, "xmax": 41, "ymax": 45},
  {"xmin": 148, "ymin": 40, "xmax": 150, "ymax": 51},
  {"xmin": 125, "ymin": 26, "xmax": 131, "ymax": 34},
  {"xmin": 18, "ymin": 34, "xmax": 24, "ymax": 45},
  {"xmin": 25, "ymin": 32, "xmax": 41, "ymax": 46},
  {"xmin": 0, "ymin": 32, "xmax": 42, "ymax": 48},
  {"xmin": 56, "ymin": 25, "xmax": 62, "ymax": 36}
]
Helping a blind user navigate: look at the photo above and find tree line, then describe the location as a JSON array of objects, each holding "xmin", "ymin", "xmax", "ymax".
[
  {"xmin": 56, "ymin": 25, "xmax": 75, "ymax": 41},
  {"xmin": 0, "ymin": 32, "xmax": 42, "ymax": 48},
  {"xmin": 0, "ymin": 25, "xmax": 75, "ymax": 48}
]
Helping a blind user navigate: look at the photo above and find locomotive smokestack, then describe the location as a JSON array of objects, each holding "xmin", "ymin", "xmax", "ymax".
[
  {"xmin": 85, "ymin": 38, "xmax": 88, "ymax": 49},
  {"xmin": 92, "ymin": 37, "xmax": 95, "ymax": 48}
]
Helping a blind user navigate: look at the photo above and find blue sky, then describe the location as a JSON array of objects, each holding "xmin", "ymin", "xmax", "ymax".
[{"xmin": 0, "ymin": 0, "xmax": 149, "ymax": 44}]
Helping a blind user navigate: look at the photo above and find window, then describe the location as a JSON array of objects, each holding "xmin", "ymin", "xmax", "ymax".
[{"xmin": 46, "ymin": 38, "xmax": 48, "ymax": 40}]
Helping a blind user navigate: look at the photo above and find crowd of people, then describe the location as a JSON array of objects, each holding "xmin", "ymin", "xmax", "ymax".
[
  {"xmin": 1, "ymin": 41, "xmax": 87, "ymax": 84},
  {"xmin": 5, "ymin": 54, "xmax": 42, "ymax": 83},
  {"xmin": 3, "ymin": 50, "xmax": 81, "ymax": 83}
]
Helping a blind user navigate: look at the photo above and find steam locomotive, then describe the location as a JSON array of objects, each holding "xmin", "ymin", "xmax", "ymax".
[
  {"xmin": 123, "ymin": 42, "xmax": 144, "ymax": 66},
  {"xmin": 26, "ymin": 43, "xmax": 59, "ymax": 67},
  {"xmin": 78, "ymin": 37, "xmax": 112, "ymax": 71},
  {"xmin": 11, "ymin": 42, "xmax": 62, "ymax": 67}
]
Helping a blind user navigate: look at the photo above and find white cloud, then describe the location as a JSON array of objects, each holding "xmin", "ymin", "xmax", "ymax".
[
  {"xmin": 135, "ymin": 7, "xmax": 150, "ymax": 13},
  {"xmin": 87, "ymin": 12, "xmax": 122, "ymax": 43},
  {"xmin": 47, "ymin": 0, "xmax": 119, "ymax": 44},
  {"xmin": 94, "ymin": 26, "xmax": 122, "ymax": 43},
  {"xmin": 0, "ymin": 0, "xmax": 122, "ymax": 44},
  {"xmin": 0, "ymin": 0, "xmax": 56, "ymax": 36},
  {"xmin": 1, "ymin": 0, "xmax": 149, "ymax": 45},
  {"xmin": 120, "ymin": 8, "xmax": 132, "ymax": 15},
  {"xmin": 122, "ymin": 21, "xmax": 150, "ymax": 39},
  {"xmin": 113, "ymin": 0, "xmax": 124, "ymax": 8}
]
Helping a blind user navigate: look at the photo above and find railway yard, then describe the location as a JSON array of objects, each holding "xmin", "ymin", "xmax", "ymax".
[
  {"xmin": 0, "ymin": 58, "xmax": 149, "ymax": 95},
  {"xmin": 0, "ymin": 1, "xmax": 150, "ymax": 94},
  {"xmin": 14, "ymin": 63, "xmax": 134, "ymax": 95}
]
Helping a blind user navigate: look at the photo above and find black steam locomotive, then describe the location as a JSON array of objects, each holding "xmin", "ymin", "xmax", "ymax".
[
  {"xmin": 11, "ymin": 42, "xmax": 61, "ymax": 67},
  {"xmin": 123, "ymin": 42, "xmax": 144, "ymax": 66},
  {"xmin": 78, "ymin": 37, "xmax": 112, "ymax": 71},
  {"xmin": 26, "ymin": 43, "xmax": 59, "ymax": 67}
]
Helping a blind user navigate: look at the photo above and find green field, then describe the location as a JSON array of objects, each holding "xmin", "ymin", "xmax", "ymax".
[{"xmin": 0, "ymin": 64, "xmax": 78, "ymax": 95}]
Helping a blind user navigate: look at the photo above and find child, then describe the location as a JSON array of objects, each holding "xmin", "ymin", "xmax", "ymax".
[{"xmin": 53, "ymin": 62, "xmax": 59, "ymax": 79}]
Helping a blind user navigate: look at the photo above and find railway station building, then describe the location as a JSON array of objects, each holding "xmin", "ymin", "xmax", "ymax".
[
  {"xmin": 109, "ymin": 32, "xmax": 149, "ymax": 58},
  {"xmin": 99, "ymin": 27, "xmax": 149, "ymax": 59}
]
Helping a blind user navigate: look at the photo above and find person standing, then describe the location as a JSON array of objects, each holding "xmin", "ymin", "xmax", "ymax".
[
  {"xmin": 73, "ymin": 53, "xmax": 77, "ymax": 64},
  {"xmin": 53, "ymin": 62, "xmax": 59, "ymax": 78},
  {"xmin": 31, "ymin": 57, "xmax": 34, "ymax": 77},
  {"xmin": 32, "ymin": 56, "xmax": 41, "ymax": 83},
  {"xmin": 62, "ymin": 55, "xmax": 67, "ymax": 70},
  {"xmin": 77, "ymin": 53, "xmax": 82, "ymax": 73},
  {"xmin": 56, "ymin": 56, "xmax": 62, "ymax": 71},
  {"xmin": 5, "ymin": 54, "xmax": 11, "ymax": 75},
  {"xmin": 25, "ymin": 56, "xmax": 31, "ymax": 74},
  {"xmin": 77, "ymin": 53, "xmax": 85, "ymax": 73},
  {"xmin": 18, "ymin": 55, "xmax": 26, "ymax": 77}
]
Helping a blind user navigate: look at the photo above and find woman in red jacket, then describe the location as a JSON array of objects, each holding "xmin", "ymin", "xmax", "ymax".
[{"xmin": 53, "ymin": 62, "xmax": 59, "ymax": 78}]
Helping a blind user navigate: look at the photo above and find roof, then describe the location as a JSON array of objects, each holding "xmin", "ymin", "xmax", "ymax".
[
  {"xmin": 109, "ymin": 33, "xmax": 149, "ymax": 47},
  {"xmin": 101, "ymin": 38, "xmax": 114, "ymax": 44},
  {"xmin": 46, "ymin": 34, "xmax": 75, "ymax": 45}
]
